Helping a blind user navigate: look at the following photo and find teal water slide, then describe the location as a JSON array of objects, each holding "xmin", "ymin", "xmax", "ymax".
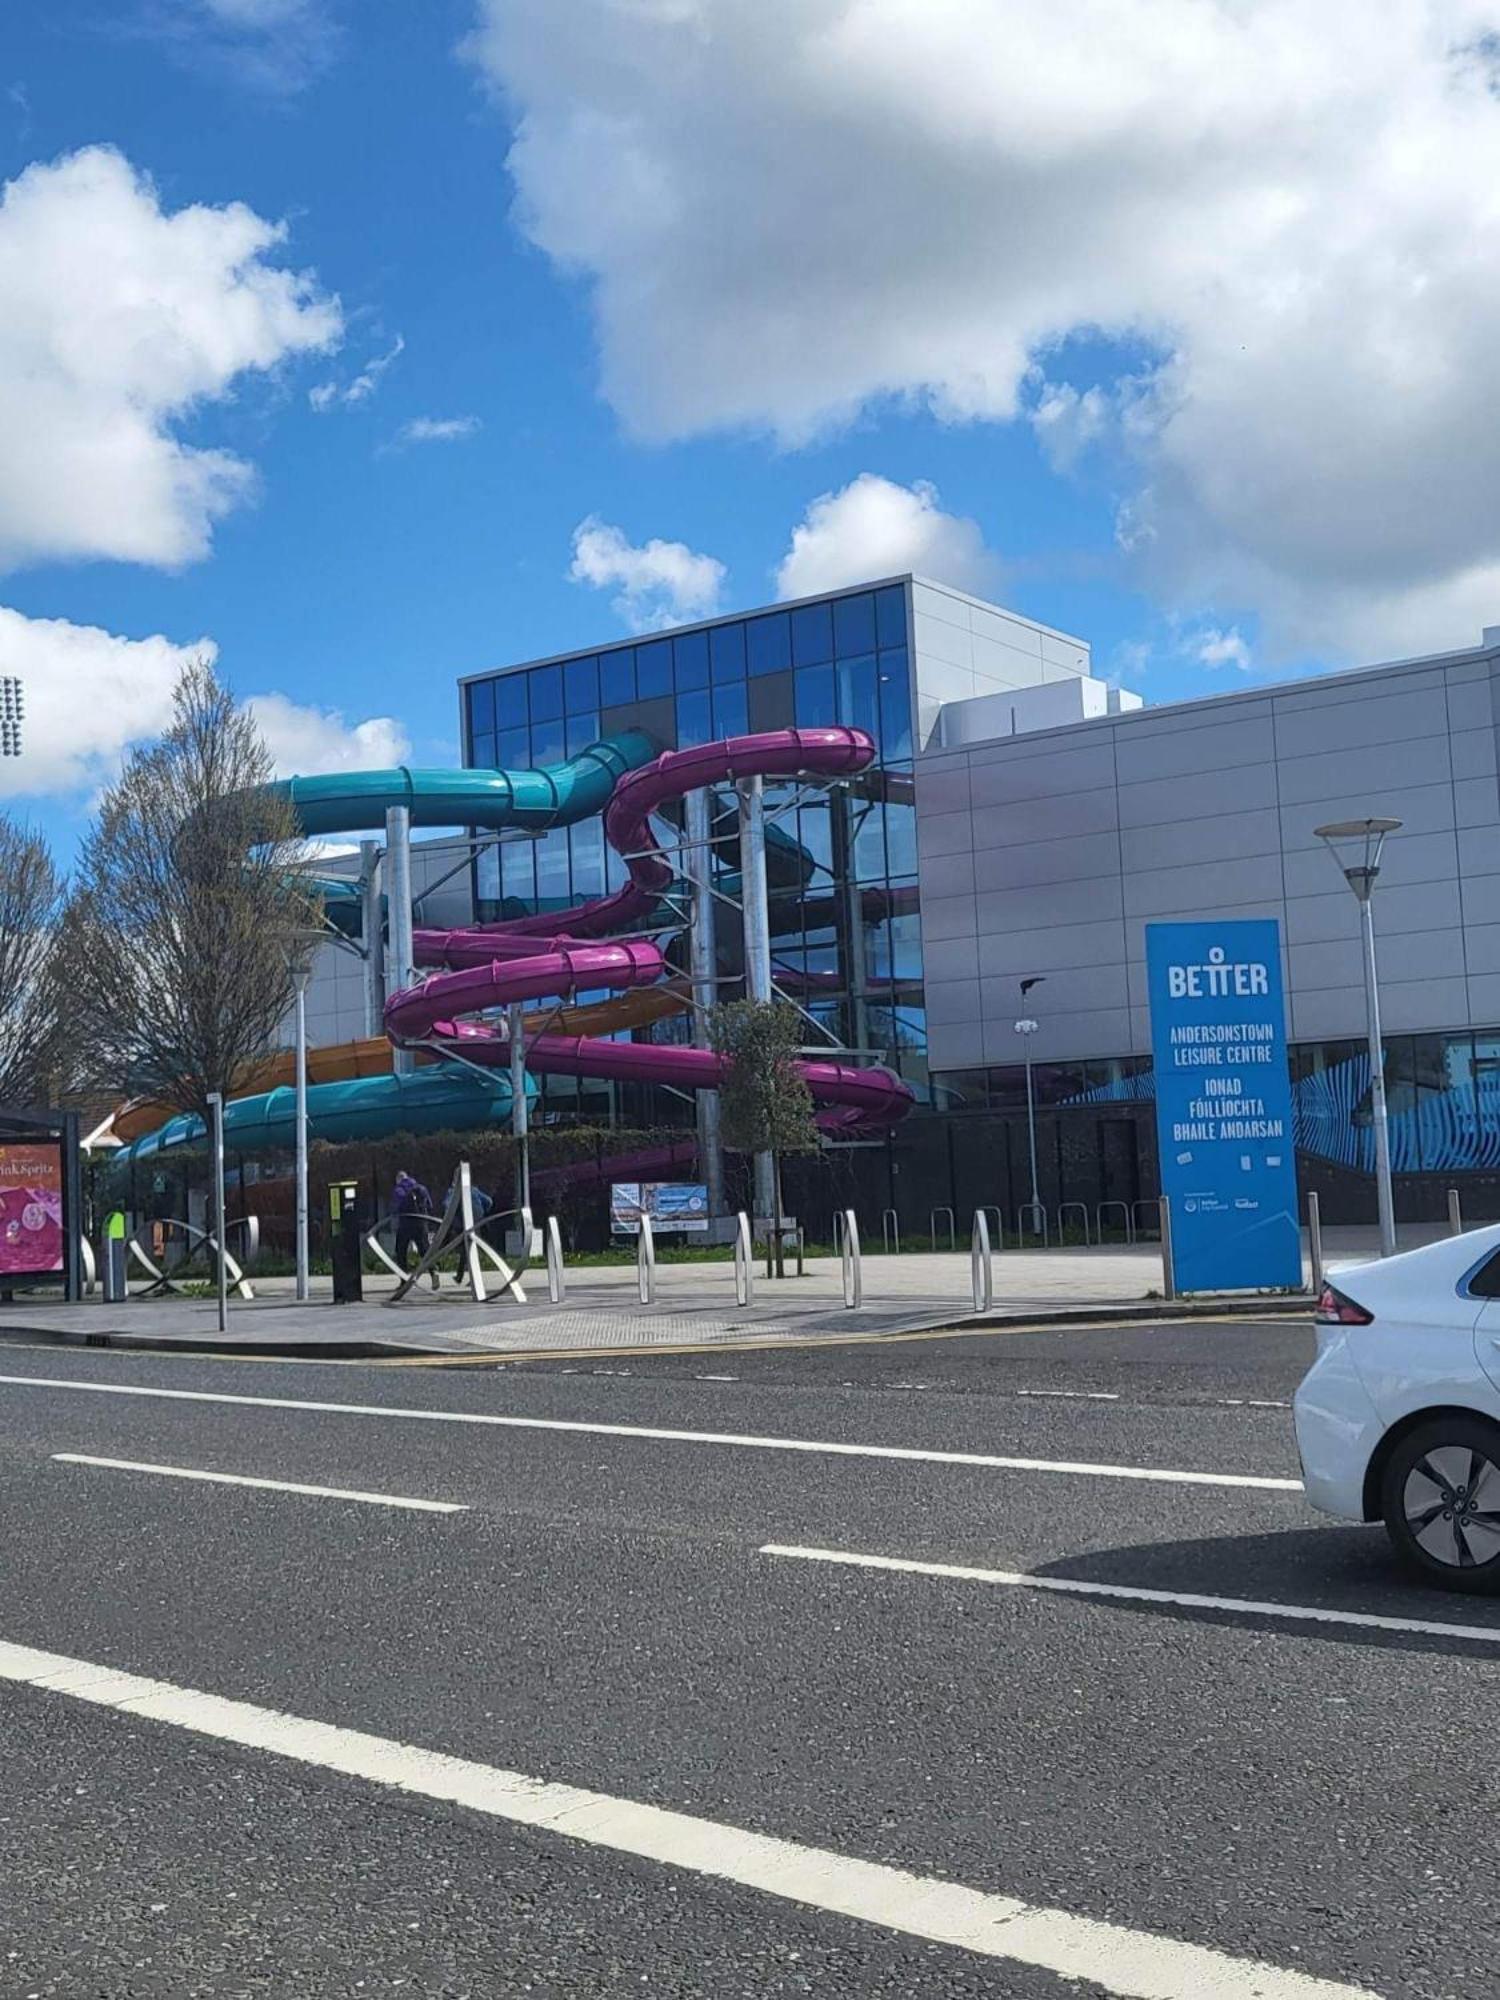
[{"xmin": 113, "ymin": 735, "xmax": 658, "ymax": 1167}]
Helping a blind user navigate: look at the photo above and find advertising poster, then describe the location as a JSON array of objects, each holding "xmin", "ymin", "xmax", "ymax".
[
  {"xmin": 610, "ymin": 1182, "xmax": 711, "ymax": 1234},
  {"xmin": 1145, "ymin": 919, "xmax": 1302, "ymax": 1293},
  {"xmin": 0, "ymin": 1140, "xmax": 65, "ymax": 1277}
]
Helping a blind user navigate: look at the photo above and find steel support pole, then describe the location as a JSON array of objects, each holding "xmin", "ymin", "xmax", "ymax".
[
  {"xmin": 1358, "ymin": 894, "xmax": 1397, "ymax": 1257},
  {"xmin": 684, "ymin": 785, "xmax": 726, "ymax": 1221},
  {"xmin": 359, "ymin": 838, "xmax": 385, "ymax": 1040},
  {"xmin": 736, "ymin": 775, "xmax": 777, "ymax": 1229},
  {"xmin": 508, "ymin": 1001, "xmax": 530, "ymax": 1220},
  {"xmin": 1023, "ymin": 1049, "xmax": 1041, "ymax": 1217},
  {"xmin": 207, "ymin": 1092, "xmax": 228, "ymax": 1333},
  {"xmin": 384, "ymin": 805, "xmax": 415, "ymax": 1076},
  {"xmin": 294, "ymin": 973, "xmax": 310, "ymax": 1302}
]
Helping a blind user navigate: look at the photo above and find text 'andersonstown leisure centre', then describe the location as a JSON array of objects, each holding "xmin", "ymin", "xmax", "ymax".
[{"xmin": 295, "ymin": 574, "xmax": 1500, "ymax": 1241}]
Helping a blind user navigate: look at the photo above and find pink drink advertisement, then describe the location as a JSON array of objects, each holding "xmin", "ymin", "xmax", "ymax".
[{"xmin": 0, "ymin": 1143, "xmax": 64, "ymax": 1276}]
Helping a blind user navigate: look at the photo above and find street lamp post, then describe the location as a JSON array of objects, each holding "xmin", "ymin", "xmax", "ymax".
[
  {"xmin": 1314, "ymin": 817, "xmax": 1403, "ymax": 1257},
  {"xmin": 1014, "ymin": 977, "xmax": 1045, "ymax": 1233}
]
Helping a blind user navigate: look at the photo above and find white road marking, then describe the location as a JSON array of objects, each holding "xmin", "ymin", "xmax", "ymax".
[
  {"xmin": 0, "ymin": 1635, "xmax": 1372, "ymax": 2000},
  {"xmin": 1019, "ymin": 1388, "xmax": 1122, "ymax": 1402},
  {"xmin": 52, "ymin": 1453, "xmax": 465, "ymax": 1515},
  {"xmin": 763, "ymin": 1544, "xmax": 1500, "ymax": 1646},
  {"xmin": 0, "ymin": 1374, "xmax": 1303, "ymax": 1492}
]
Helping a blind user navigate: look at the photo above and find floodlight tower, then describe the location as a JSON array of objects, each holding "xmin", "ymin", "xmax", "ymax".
[{"xmin": 0, "ymin": 677, "xmax": 23, "ymax": 758}]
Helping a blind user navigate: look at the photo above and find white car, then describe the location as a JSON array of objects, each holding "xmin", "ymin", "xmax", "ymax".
[{"xmin": 1295, "ymin": 1221, "xmax": 1500, "ymax": 1590}]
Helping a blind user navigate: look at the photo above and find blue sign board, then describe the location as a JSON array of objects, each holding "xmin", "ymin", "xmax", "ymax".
[{"xmin": 1146, "ymin": 918, "xmax": 1301, "ymax": 1292}]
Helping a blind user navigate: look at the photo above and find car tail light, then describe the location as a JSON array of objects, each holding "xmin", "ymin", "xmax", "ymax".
[{"xmin": 1315, "ymin": 1282, "xmax": 1373, "ymax": 1326}]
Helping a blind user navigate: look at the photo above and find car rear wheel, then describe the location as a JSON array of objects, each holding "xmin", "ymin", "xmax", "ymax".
[{"xmin": 1382, "ymin": 1416, "xmax": 1500, "ymax": 1592}]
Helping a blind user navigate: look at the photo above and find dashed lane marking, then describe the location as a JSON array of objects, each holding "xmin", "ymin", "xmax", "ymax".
[{"xmin": 52, "ymin": 1453, "xmax": 465, "ymax": 1514}]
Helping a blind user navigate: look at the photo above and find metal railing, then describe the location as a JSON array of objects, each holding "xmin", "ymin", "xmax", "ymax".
[
  {"xmin": 734, "ymin": 1211, "xmax": 755, "ymax": 1307},
  {"xmin": 1096, "ymin": 1201, "xmax": 1134, "ymax": 1244},
  {"xmin": 1057, "ymin": 1201, "xmax": 1091, "ymax": 1244},
  {"xmin": 637, "ymin": 1211, "xmax": 656, "ymax": 1305},
  {"xmin": 545, "ymin": 1214, "xmax": 566, "ymax": 1304},
  {"xmin": 970, "ymin": 1210, "xmax": 994, "ymax": 1310},
  {"xmin": 881, "ymin": 1208, "xmax": 900, "ymax": 1255},
  {"xmin": 929, "ymin": 1205, "xmax": 956, "ymax": 1253},
  {"xmin": 840, "ymin": 1208, "xmax": 862, "ymax": 1308},
  {"xmin": 1132, "ymin": 1198, "xmax": 1162, "ymax": 1241},
  {"xmin": 1016, "ymin": 1202, "xmax": 1048, "ymax": 1246}
]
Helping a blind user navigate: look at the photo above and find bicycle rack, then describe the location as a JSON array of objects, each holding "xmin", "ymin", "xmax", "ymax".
[
  {"xmin": 1132, "ymin": 1198, "xmax": 1162, "ymax": 1241},
  {"xmin": 128, "ymin": 1217, "xmax": 257, "ymax": 1300},
  {"xmin": 976, "ymin": 1205, "xmax": 1005, "ymax": 1251},
  {"xmin": 1057, "ymin": 1202, "xmax": 1091, "ymax": 1244},
  {"xmin": 385, "ymin": 1169, "xmax": 529, "ymax": 1305},
  {"xmin": 832, "ymin": 1211, "xmax": 846, "ymax": 1253},
  {"xmin": 545, "ymin": 1215, "xmax": 566, "ymax": 1303},
  {"xmin": 734, "ymin": 1211, "xmax": 755, "ymax": 1307},
  {"xmin": 1095, "ymin": 1201, "xmax": 1134, "ymax": 1244},
  {"xmin": 1016, "ymin": 1202, "xmax": 1048, "ymax": 1246},
  {"xmin": 970, "ymin": 1210, "xmax": 994, "ymax": 1310},
  {"xmin": 929, "ymin": 1205, "xmax": 956, "ymax": 1252},
  {"xmin": 78, "ymin": 1237, "xmax": 97, "ymax": 1295},
  {"xmin": 637, "ymin": 1211, "xmax": 656, "ymax": 1305},
  {"xmin": 840, "ymin": 1208, "xmax": 862, "ymax": 1308},
  {"xmin": 881, "ymin": 1208, "xmax": 900, "ymax": 1256}
]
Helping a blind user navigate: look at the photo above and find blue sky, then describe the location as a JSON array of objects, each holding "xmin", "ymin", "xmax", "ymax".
[{"xmin": 3, "ymin": 1, "xmax": 1498, "ymax": 855}]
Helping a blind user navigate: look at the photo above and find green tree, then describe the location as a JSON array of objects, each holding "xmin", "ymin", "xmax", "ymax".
[
  {"xmin": 0, "ymin": 813, "xmax": 70, "ymax": 1106},
  {"xmin": 708, "ymin": 999, "xmax": 820, "ymax": 1273}
]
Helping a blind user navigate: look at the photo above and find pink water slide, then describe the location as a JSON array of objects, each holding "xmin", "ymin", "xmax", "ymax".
[{"xmin": 389, "ymin": 727, "xmax": 915, "ymax": 1136}]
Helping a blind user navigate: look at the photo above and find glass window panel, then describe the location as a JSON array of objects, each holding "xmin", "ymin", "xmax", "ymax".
[
  {"xmin": 497, "ymin": 724, "xmax": 530, "ymax": 767},
  {"xmin": 501, "ymin": 839, "xmax": 535, "ymax": 903},
  {"xmin": 530, "ymin": 715, "xmax": 565, "ymax": 766},
  {"xmin": 710, "ymin": 620, "xmax": 746, "ymax": 682},
  {"xmin": 712, "ymin": 680, "xmax": 748, "ymax": 737},
  {"xmin": 494, "ymin": 672, "xmax": 528, "ymax": 730},
  {"xmin": 748, "ymin": 671, "xmax": 795, "ymax": 733},
  {"xmin": 676, "ymin": 688, "xmax": 713, "ymax": 747},
  {"xmin": 833, "ymin": 591, "xmax": 877, "ymax": 656},
  {"xmin": 469, "ymin": 731, "xmax": 496, "ymax": 769},
  {"xmin": 794, "ymin": 663, "xmax": 837, "ymax": 729},
  {"xmin": 875, "ymin": 584, "xmax": 908, "ymax": 649},
  {"xmin": 605, "ymin": 835, "xmax": 628, "ymax": 890},
  {"xmin": 745, "ymin": 611, "xmax": 791, "ymax": 676},
  {"xmin": 877, "ymin": 648, "xmax": 912, "ymax": 760},
  {"xmin": 853, "ymin": 799, "xmax": 886, "ymax": 881},
  {"xmin": 565, "ymin": 709, "xmax": 600, "ymax": 755},
  {"xmin": 468, "ymin": 680, "xmax": 495, "ymax": 736},
  {"xmin": 790, "ymin": 601, "xmax": 833, "ymax": 666},
  {"xmin": 884, "ymin": 798, "xmax": 917, "ymax": 877},
  {"xmin": 836, "ymin": 654, "xmax": 879, "ymax": 740},
  {"xmin": 475, "ymin": 843, "xmax": 500, "ymax": 904},
  {"xmin": 600, "ymin": 645, "xmax": 636, "ymax": 707},
  {"xmin": 885, "ymin": 902, "xmax": 922, "ymax": 981},
  {"xmin": 635, "ymin": 637, "xmax": 673, "ymax": 697},
  {"xmin": 564, "ymin": 655, "xmax": 600, "ymax": 712},
  {"xmin": 797, "ymin": 799, "xmax": 833, "ymax": 878},
  {"xmin": 673, "ymin": 629, "xmax": 710, "ymax": 689},
  {"xmin": 569, "ymin": 817, "xmax": 605, "ymax": 897},
  {"xmin": 529, "ymin": 663, "xmax": 563, "ymax": 721},
  {"xmin": 986, "ymin": 1065, "xmax": 1028, "ymax": 1112},
  {"xmin": 535, "ymin": 823, "xmax": 570, "ymax": 903}
]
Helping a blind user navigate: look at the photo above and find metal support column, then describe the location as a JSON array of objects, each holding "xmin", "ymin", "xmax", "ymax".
[
  {"xmin": 508, "ymin": 1001, "xmax": 530, "ymax": 1220},
  {"xmin": 207, "ymin": 1092, "xmax": 228, "ymax": 1334},
  {"xmin": 1357, "ymin": 894, "xmax": 1397, "ymax": 1257},
  {"xmin": 685, "ymin": 785, "xmax": 726, "ymax": 1221},
  {"xmin": 384, "ymin": 805, "xmax": 415, "ymax": 1076},
  {"xmin": 294, "ymin": 971, "xmax": 310, "ymax": 1302},
  {"xmin": 359, "ymin": 838, "xmax": 385, "ymax": 1039},
  {"xmin": 736, "ymin": 775, "xmax": 777, "ymax": 1228}
]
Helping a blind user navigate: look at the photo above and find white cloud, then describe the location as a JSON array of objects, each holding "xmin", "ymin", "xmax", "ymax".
[
  {"xmin": 0, "ymin": 145, "xmax": 340, "ymax": 576},
  {"xmin": 1191, "ymin": 626, "xmax": 1253, "ymax": 673},
  {"xmin": 569, "ymin": 516, "xmax": 726, "ymax": 632},
  {"xmin": 142, "ymin": 0, "xmax": 340, "ymax": 92},
  {"xmin": 244, "ymin": 693, "xmax": 411, "ymax": 774},
  {"xmin": 392, "ymin": 414, "xmax": 483, "ymax": 445},
  {"xmin": 469, "ymin": 0, "xmax": 1500, "ymax": 662},
  {"xmin": 309, "ymin": 334, "xmax": 403, "ymax": 412},
  {"xmin": 776, "ymin": 474, "xmax": 999, "ymax": 601}
]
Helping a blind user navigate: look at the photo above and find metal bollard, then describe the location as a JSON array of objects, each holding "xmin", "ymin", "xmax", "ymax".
[
  {"xmin": 1159, "ymin": 1194, "xmax": 1177, "ymax": 1302},
  {"xmin": 545, "ymin": 1215, "xmax": 566, "ymax": 1304},
  {"xmin": 734, "ymin": 1211, "xmax": 754, "ymax": 1307},
  {"xmin": 1448, "ymin": 1187, "xmax": 1464, "ymax": 1238},
  {"xmin": 1307, "ymin": 1190, "xmax": 1324, "ymax": 1295},
  {"xmin": 637, "ymin": 1212, "xmax": 656, "ymax": 1305},
  {"xmin": 840, "ymin": 1208, "xmax": 862, "ymax": 1308},
  {"xmin": 970, "ymin": 1210, "xmax": 993, "ymax": 1310}
]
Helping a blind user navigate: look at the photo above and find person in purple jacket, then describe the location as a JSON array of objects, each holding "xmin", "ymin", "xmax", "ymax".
[{"xmin": 391, "ymin": 1169, "xmax": 434, "ymax": 1271}]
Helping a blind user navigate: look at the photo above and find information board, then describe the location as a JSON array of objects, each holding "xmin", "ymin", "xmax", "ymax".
[
  {"xmin": 610, "ymin": 1182, "xmax": 710, "ymax": 1234},
  {"xmin": 0, "ymin": 1139, "xmax": 65, "ymax": 1277},
  {"xmin": 1145, "ymin": 918, "xmax": 1301, "ymax": 1293}
]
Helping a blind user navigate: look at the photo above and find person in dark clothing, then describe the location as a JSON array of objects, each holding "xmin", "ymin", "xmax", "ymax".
[
  {"xmin": 449, "ymin": 1170, "xmax": 494, "ymax": 1283},
  {"xmin": 391, "ymin": 1169, "xmax": 434, "ymax": 1271}
]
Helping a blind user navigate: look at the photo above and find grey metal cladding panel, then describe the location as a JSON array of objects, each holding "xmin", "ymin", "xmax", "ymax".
[
  {"xmin": 1122, "ymin": 854, "xmax": 1285, "ymax": 918},
  {"xmin": 927, "ymin": 1020, "xmax": 985, "ymax": 1070},
  {"xmin": 975, "ymin": 875, "xmax": 1125, "ymax": 935},
  {"xmin": 914, "ymin": 759, "xmax": 971, "ymax": 817},
  {"xmin": 1280, "ymin": 828, "xmax": 1460, "ymax": 899},
  {"xmin": 1278, "ymin": 780, "xmax": 1456, "ymax": 850},
  {"xmin": 967, "ymin": 739, "xmax": 1119, "ymax": 801},
  {"xmin": 1271, "ymin": 686, "xmax": 1446, "ymax": 759},
  {"xmin": 1451, "ymin": 730, "xmax": 1498, "ymax": 781},
  {"xmin": 1113, "ymin": 715, "xmax": 1275, "ymax": 784},
  {"xmin": 1276, "ymin": 733, "xmax": 1453, "ymax": 806},
  {"xmin": 925, "ymin": 978, "xmax": 983, "ymax": 1028},
  {"xmin": 969, "ymin": 786, "xmax": 1121, "ymax": 850},
  {"xmin": 1378, "ymin": 976, "xmax": 1474, "ymax": 1034},
  {"xmin": 1459, "ymin": 825, "xmax": 1500, "ymax": 877},
  {"xmin": 1117, "ymin": 763, "xmax": 1278, "ymax": 828},
  {"xmin": 917, "ymin": 808, "xmax": 975, "ymax": 859},
  {"xmin": 1292, "ymin": 928, "xmax": 1468, "ymax": 990},
  {"xmin": 1290, "ymin": 988, "xmax": 1378, "ymax": 1042},
  {"xmin": 921, "ymin": 849, "xmax": 976, "ymax": 899},
  {"xmin": 972, "ymin": 829, "xmax": 1122, "ymax": 893},
  {"xmin": 1464, "ymin": 924, "xmax": 1500, "ymax": 977},
  {"xmin": 1287, "ymin": 937, "xmax": 1366, "ymax": 992},
  {"xmin": 1123, "ymin": 693, "xmax": 1271, "ymax": 739},
  {"xmin": 923, "ymin": 934, "xmax": 981, "ymax": 983},
  {"xmin": 913, "ymin": 612, "xmax": 973, "ymax": 671},
  {"xmin": 1462, "ymin": 875, "xmax": 1500, "ymax": 927},
  {"xmin": 1467, "ymin": 975, "xmax": 1500, "ymax": 1026},
  {"xmin": 981, "ymin": 1008, "xmax": 1133, "ymax": 1066},
  {"xmin": 1284, "ymin": 880, "xmax": 1462, "ymax": 944},
  {"xmin": 1272, "ymin": 665, "xmax": 1443, "ymax": 716},
  {"xmin": 1454, "ymin": 778, "xmax": 1500, "ymax": 831},
  {"xmin": 1446, "ymin": 679, "xmax": 1498, "ymax": 733},
  {"xmin": 976, "ymin": 917, "xmax": 1130, "ymax": 978},
  {"xmin": 1120, "ymin": 807, "xmax": 1280, "ymax": 874},
  {"xmin": 1122, "ymin": 903, "xmax": 1290, "ymax": 969},
  {"xmin": 980, "ymin": 962, "xmax": 1129, "ymax": 1020},
  {"xmin": 919, "ymin": 892, "xmax": 980, "ymax": 942}
]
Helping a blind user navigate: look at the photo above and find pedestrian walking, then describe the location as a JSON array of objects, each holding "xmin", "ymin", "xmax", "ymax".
[{"xmin": 391, "ymin": 1168, "xmax": 434, "ymax": 1271}]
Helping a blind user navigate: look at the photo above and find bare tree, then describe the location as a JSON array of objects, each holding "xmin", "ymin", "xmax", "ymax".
[
  {"xmin": 68, "ymin": 660, "xmax": 317, "ymax": 1122},
  {"xmin": 0, "ymin": 814, "xmax": 69, "ymax": 1107}
]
